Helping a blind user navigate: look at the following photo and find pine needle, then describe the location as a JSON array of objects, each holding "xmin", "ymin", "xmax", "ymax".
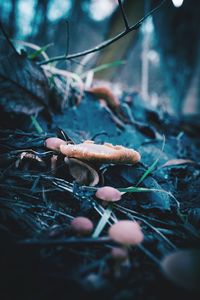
[
  {"xmin": 92, "ymin": 205, "xmax": 113, "ymax": 238},
  {"xmin": 30, "ymin": 116, "xmax": 43, "ymax": 134}
]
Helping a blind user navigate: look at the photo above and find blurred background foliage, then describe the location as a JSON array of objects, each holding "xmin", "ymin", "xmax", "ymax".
[{"xmin": 0, "ymin": 0, "xmax": 200, "ymax": 115}]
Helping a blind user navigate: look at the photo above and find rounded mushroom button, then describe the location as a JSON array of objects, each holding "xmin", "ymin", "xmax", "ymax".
[
  {"xmin": 45, "ymin": 137, "xmax": 67, "ymax": 151},
  {"xmin": 108, "ymin": 220, "xmax": 144, "ymax": 246},
  {"xmin": 70, "ymin": 216, "xmax": 94, "ymax": 236},
  {"xmin": 95, "ymin": 186, "xmax": 122, "ymax": 202}
]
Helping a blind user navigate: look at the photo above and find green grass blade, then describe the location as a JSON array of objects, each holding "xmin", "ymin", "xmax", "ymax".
[
  {"xmin": 28, "ymin": 43, "xmax": 53, "ymax": 60},
  {"xmin": 80, "ymin": 60, "xmax": 126, "ymax": 78},
  {"xmin": 118, "ymin": 186, "xmax": 180, "ymax": 208},
  {"xmin": 92, "ymin": 205, "xmax": 113, "ymax": 238},
  {"xmin": 30, "ymin": 116, "xmax": 43, "ymax": 134},
  {"xmin": 119, "ymin": 186, "xmax": 169, "ymax": 194},
  {"xmin": 136, "ymin": 135, "xmax": 166, "ymax": 186}
]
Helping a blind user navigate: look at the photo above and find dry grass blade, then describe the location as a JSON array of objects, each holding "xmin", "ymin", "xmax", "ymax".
[{"xmin": 92, "ymin": 205, "xmax": 114, "ymax": 238}]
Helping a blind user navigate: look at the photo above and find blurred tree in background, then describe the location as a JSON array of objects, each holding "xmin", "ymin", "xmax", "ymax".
[{"xmin": 0, "ymin": 0, "xmax": 199, "ymax": 115}]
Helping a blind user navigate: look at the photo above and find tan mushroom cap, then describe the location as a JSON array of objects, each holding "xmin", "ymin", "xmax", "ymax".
[
  {"xmin": 88, "ymin": 86, "xmax": 120, "ymax": 110},
  {"xmin": 95, "ymin": 186, "xmax": 121, "ymax": 202},
  {"xmin": 60, "ymin": 140, "xmax": 141, "ymax": 164},
  {"xmin": 45, "ymin": 137, "xmax": 67, "ymax": 151},
  {"xmin": 71, "ymin": 216, "xmax": 94, "ymax": 236},
  {"xmin": 108, "ymin": 220, "xmax": 144, "ymax": 246}
]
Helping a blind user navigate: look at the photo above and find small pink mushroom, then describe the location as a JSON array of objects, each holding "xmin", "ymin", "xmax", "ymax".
[
  {"xmin": 111, "ymin": 247, "xmax": 129, "ymax": 262},
  {"xmin": 70, "ymin": 216, "xmax": 94, "ymax": 236},
  {"xmin": 45, "ymin": 137, "xmax": 67, "ymax": 151},
  {"xmin": 110, "ymin": 246, "xmax": 130, "ymax": 278},
  {"xmin": 108, "ymin": 220, "xmax": 144, "ymax": 246},
  {"xmin": 95, "ymin": 186, "xmax": 122, "ymax": 203}
]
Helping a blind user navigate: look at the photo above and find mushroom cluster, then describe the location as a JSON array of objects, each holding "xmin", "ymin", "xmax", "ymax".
[
  {"xmin": 45, "ymin": 138, "xmax": 140, "ymax": 165},
  {"xmin": 45, "ymin": 137, "xmax": 141, "ymax": 186}
]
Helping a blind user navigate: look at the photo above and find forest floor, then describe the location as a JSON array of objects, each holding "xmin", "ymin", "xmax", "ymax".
[{"xmin": 0, "ymin": 44, "xmax": 200, "ymax": 300}]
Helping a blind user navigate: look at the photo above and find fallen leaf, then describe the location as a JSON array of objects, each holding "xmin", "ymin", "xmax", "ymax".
[
  {"xmin": 0, "ymin": 50, "xmax": 50, "ymax": 115},
  {"xmin": 160, "ymin": 159, "xmax": 195, "ymax": 168}
]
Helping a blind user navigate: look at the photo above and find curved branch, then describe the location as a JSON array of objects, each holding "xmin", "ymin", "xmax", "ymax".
[{"xmin": 38, "ymin": 0, "xmax": 166, "ymax": 66}]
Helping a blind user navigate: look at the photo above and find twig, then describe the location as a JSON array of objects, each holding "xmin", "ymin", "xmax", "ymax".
[
  {"xmin": 118, "ymin": 0, "xmax": 130, "ymax": 30},
  {"xmin": 18, "ymin": 236, "xmax": 112, "ymax": 247},
  {"xmin": 65, "ymin": 20, "xmax": 70, "ymax": 56},
  {"xmin": 38, "ymin": 0, "xmax": 166, "ymax": 66}
]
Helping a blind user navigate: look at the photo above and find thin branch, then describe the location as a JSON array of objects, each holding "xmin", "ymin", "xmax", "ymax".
[
  {"xmin": 118, "ymin": 0, "xmax": 130, "ymax": 30},
  {"xmin": 65, "ymin": 20, "xmax": 70, "ymax": 56},
  {"xmin": 38, "ymin": 0, "xmax": 166, "ymax": 66},
  {"xmin": 0, "ymin": 21, "xmax": 18, "ymax": 54},
  {"xmin": 18, "ymin": 236, "xmax": 112, "ymax": 247}
]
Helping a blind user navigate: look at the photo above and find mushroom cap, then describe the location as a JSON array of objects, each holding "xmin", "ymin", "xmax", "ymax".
[
  {"xmin": 60, "ymin": 140, "xmax": 140, "ymax": 164},
  {"xmin": 70, "ymin": 216, "xmax": 94, "ymax": 236},
  {"xmin": 95, "ymin": 186, "xmax": 121, "ymax": 202},
  {"xmin": 108, "ymin": 220, "xmax": 144, "ymax": 246},
  {"xmin": 45, "ymin": 137, "xmax": 67, "ymax": 151},
  {"xmin": 88, "ymin": 86, "xmax": 120, "ymax": 110},
  {"xmin": 161, "ymin": 249, "xmax": 200, "ymax": 293}
]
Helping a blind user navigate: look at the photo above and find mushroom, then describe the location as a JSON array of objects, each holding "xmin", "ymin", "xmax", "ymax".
[
  {"xmin": 65, "ymin": 157, "xmax": 99, "ymax": 186},
  {"xmin": 161, "ymin": 249, "xmax": 200, "ymax": 293},
  {"xmin": 45, "ymin": 137, "xmax": 67, "ymax": 151},
  {"xmin": 111, "ymin": 246, "xmax": 129, "ymax": 262},
  {"xmin": 50, "ymin": 154, "xmax": 58, "ymax": 174},
  {"xmin": 87, "ymin": 85, "xmax": 120, "ymax": 111},
  {"xmin": 95, "ymin": 186, "xmax": 122, "ymax": 205},
  {"xmin": 110, "ymin": 246, "xmax": 130, "ymax": 278},
  {"xmin": 70, "ymin": 216, "xmax": 94, "ymax": 236},
  {"xmin": 60, "ymin": 140, "xmax": 140, "ymax": 164},
  {"xmin": 108, "ymin": 220, "xmax": 144, "ymax": 246}
]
